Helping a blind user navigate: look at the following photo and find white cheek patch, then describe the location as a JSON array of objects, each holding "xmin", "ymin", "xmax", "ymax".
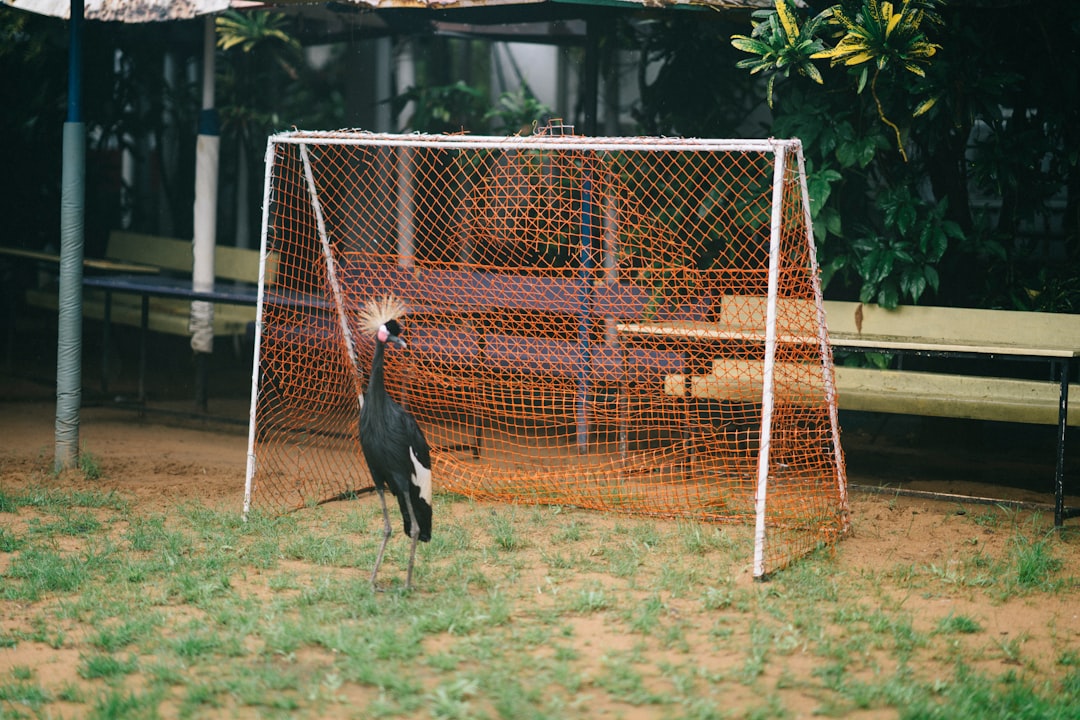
[
  {"xmin": 409, "ymin": 447, "xmax": 432, "ymax": 504},
  {"xmin": 357, "ymin": 394, "xmax": 364, "ymax": 411}
]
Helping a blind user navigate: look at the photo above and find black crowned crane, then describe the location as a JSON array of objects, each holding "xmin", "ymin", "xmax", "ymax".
[{"xmin": 357, "ymin": 296, "xmax": 432, "ymax": 591}]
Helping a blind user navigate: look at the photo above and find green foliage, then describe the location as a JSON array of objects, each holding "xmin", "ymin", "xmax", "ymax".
[
  {"xmin": 812, "ymin": 0, "xmax": 942, "ymax": 74},
  {"xmin": 827, "ymin": 189, "xmax": 961, "ymax": 306},
  {"xmin": 486, "ymin": 87, "xmax": 553, "ymax": 135},
  {"xmin": 78, "ymin": 451, "xmax": 102, "ymax": 481},
  {"xmin": 78, "ymin": 654, "xmax": 139, "ymax": 681},
  {"xmin": 727, "ymin": 2, "xmax": 1080, "ymax": 310},
  {"xmin": 393, "ymin": 81, "xmax": 552, "ymax": 136},
  {"xmin": 0, "ymin": 680, "xmax": 53, "ymax": 711},
  {"xmin": 732, "ymin": 2, "xmax": 955, "ymax": 307},
  {"xmin": 0, "ymin": 10, "xmax": 69, "ymax": 249},
  {"xmin": 3, "ymin": 548, "xmax": 90, "ymax": 601},
  {"xmin": 989, "ymin": 262, "xmax": 1080, "ymax": 313},
  {"xmin": 394, "ymin": 80, "xmax": 489, "ymax": 134},
  {"xmin": 216, "ymin": 10, "xmax": 301, "ymax": 56},
  {"xmin": 811, "ymin": 0, "xmax": 943, "ymax": 157},
  {"xmin": 630, "ymin": 16, "xmax": 760, "ymax": 137},
  {"xmin": 1008, "ymin": 529, "xmax": 1063, "ymax": 590},
  {"xmin": 488, "ymin": 510, "xmax": 524, "ymax": 552},
  {"xmin": 730, "ymin": 0, "xmax": 830, "ymax": 107}
]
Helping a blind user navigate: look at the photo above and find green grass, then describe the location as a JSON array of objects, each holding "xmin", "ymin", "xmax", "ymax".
[
  {"xmin": 1009, "ymin": 529, "xmax": 1064, "ymax": 590},
  {"xmin": 78, "ymin": 653, "xmax": 139, "ymax": 680},
  {"xmin": 3, "ymin": 548, "xmax": 91, "ymax": 601},
  {"xmin": 77, "ymin": 451, "xmax": 103, "ymax": 480},
  {"xmin": 937, "ymin": 612, "xmax": 983, "ymax": 635},
  {"xmin": 0, "ymin": 485, "xmax": 1077, "ymax": 719}
]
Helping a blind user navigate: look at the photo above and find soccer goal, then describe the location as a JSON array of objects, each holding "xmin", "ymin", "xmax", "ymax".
[{"xmin": 243, "ymin": 129, "xmax": 848, "ymax": 578}]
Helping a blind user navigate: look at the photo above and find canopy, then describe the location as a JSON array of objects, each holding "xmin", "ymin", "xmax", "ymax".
[
  {"xmin": 3, "ymin": 1, "xmax": 236, "ymax": 20},
  {"xmin": 4, "ymin": 0, "xmax": 776, "ymax": 21}
]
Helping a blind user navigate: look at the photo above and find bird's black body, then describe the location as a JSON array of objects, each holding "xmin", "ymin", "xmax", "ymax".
[
  {"xmin": 357, "ymin": 305, "xmax": 432, "ymax": 590},
  {"xmin": 359, "ymin": 329, "xmax": 433, "ymax": 540}
]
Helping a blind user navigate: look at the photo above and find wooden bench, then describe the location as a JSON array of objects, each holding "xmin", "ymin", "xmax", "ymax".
[
  {"xmin": 628, "ymin": 296, "xmax": 1080, "ymax": 525},
  {"xmin": 0, "ymin": 245, "xmax": 158, "ymax": 275},
  {"xmin": 264, "ymin": 257, "xmax": 713, "ymax": 455},
  {"xmin": 21, "ymin": 231, "xmax": 277, "ymax": 409},
  {"xmin": 830, "ymin": 301, "xmax": 1080, "ymax": 527},
  {"xmin": 823, "ymin": 301, "xmax": 1080, "ymax": 423},
  {"xmin": 1, "ymin": 241, "xmax": 158, "ymax": 365},
  {"xmin": 24, "ymin": 231, "xmax": 276, "ymax": 338}
]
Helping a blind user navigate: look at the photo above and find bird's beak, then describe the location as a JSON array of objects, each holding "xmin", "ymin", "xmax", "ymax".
[{"xmin": 388, "ymin": 334, "xmax": 407, "ymax": 349}]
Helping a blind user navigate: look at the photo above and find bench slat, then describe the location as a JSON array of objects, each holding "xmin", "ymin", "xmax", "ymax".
[
  {"xmin": 592, "ymin": 283, "xmax": 714, "ymax": 321},
  {"xmin": 25, "ymin": 288, "xmax": 254, "ymax": 336},
  {"xmin": 105, "ymin": 231, "xmax": 193, "ymax": 273},
  {"xmin": 104, "ymin": 231, "xmax": 276, "ymax": 285},
  {"xmin": 339, "ymin": 257, "xmax": 715, "ymax": 321},
  {"xmin": 833, "ymin": 366, "xmax": 1080, "ymax": 426},
  {"xmin": 661, "ymin": 362, "xmax": 1079, "ymax": 427},
  {"xmin": 24, "ymin": 231, "xmax": 274, "ymax": 340},
  {"xmin": 338, "ymin": 260, "xmax": 588, "ymax": 313},
  {"xmin": 823, "ymin": 301, "xmax": 1080, "ymax": 355},
  {"xmin": 663, "ymin": 358, "xmax": 824, "ymax": 404}
]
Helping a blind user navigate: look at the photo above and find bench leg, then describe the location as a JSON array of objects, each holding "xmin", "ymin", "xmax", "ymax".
[
  {"xmin": 3, "ymin": 260, "xmax": 15, "ymax": 372},
  {"xmin": 618, "ymin": 383, "xmax": 629, "ymax": 462},
  {"xmin": 1054, "ymin": 359, "xmax": 1069, "ymax": 527},
  {"xmin": 576, "ymin": 375, "xmax": 589, "ymax": 454},
  {"xmin": 471, "ymin": 413, "xmax": 483, "ymax": 459},
  {"xmin": 101, "ymin": 291, "xmax": 113, "ymax": 395},
  {"xmin": 194, "ymin": 352, "xmax": 209, "ymax": 414},
  {"xmin": 138, "ymin": 294, "xmax": 148, "ymax": 405}
]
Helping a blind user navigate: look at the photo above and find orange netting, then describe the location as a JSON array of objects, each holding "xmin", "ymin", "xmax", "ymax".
[{"xmin": 245, "ymin": 130, "xmax": 848, "ymax": 577}]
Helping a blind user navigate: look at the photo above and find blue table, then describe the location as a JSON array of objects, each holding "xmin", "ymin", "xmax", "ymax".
[{"xmin": 83, "ymin": 274, "xmax": 261, "ymax": 411}]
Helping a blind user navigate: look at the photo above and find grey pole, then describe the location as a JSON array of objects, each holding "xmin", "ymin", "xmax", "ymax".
[{"xmin": 55, "ymin": 0, "xmax": 86, "ymax": 473}]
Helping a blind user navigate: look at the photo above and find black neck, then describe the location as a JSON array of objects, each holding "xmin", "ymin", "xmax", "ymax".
[{"xmin": 369, "ymin": 340, "xmax": 387, "ymax": 393}]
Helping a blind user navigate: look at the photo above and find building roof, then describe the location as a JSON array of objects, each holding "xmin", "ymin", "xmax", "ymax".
[{"xmin": 3, "ymin": 0, "xmax": 778, "ymax": 23}]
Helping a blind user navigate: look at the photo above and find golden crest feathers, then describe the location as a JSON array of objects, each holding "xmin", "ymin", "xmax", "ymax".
[{"xmin": 359, "ymin": 295, "xmax": 410, "ymax": 336}]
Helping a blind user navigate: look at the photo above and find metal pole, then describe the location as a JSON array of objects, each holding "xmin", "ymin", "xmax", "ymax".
[
  {"xmin": 582, "ymin": 19, "xmax": 599, "ymax": 136},
  {"xmin": 55, "ymin": 0, "xmax": 86, "ymax": 473},
  {"xmin": 752, "ymin": 145, "xmax": 788, "ymax": 579},
  {"xmin": 1054, "ymin": 359, "xmax": 1069, "ymax": 527},
  {"xmin": 191, "ymin": 15, "xmax": 219, "ymax": 413},
  {"xmin": 577, "ymin": 172, "xmax": 595, "ymax": 453}
]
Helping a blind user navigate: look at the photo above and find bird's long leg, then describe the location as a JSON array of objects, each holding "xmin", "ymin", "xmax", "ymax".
[
  {"xmin": 371, "ymin": 487, "xmax": 393, "ymax": 589},
  {"xmin": 401, "ymin": 493, "xmax": 421, "ymax": 591}
]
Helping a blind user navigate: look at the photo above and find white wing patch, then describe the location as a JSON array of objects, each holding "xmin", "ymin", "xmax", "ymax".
[{"xmin": 409, "ymin": 446, "xmax": 432, "ymax": 504}]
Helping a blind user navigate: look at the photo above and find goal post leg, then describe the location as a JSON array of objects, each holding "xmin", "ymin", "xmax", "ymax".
[
  {"xmin": 752, "ymin": 144, "xmax": 788, "ymax": 580},
  {"xmin": 793, "ymin": 143, "xmax": 850, "ymax": 534},
  {"xmin": 243, "ymin": 137, "xmax": 278, "ymax": 522}
]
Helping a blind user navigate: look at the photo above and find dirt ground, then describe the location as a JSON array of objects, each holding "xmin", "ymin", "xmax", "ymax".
[
  {"xmin": 3, "ymin": 310, "xmax": 1076, "ymax": 519},
  {"xmin": 2, "ymin": 316, "xmax": 1080, "ymax": 717}
]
